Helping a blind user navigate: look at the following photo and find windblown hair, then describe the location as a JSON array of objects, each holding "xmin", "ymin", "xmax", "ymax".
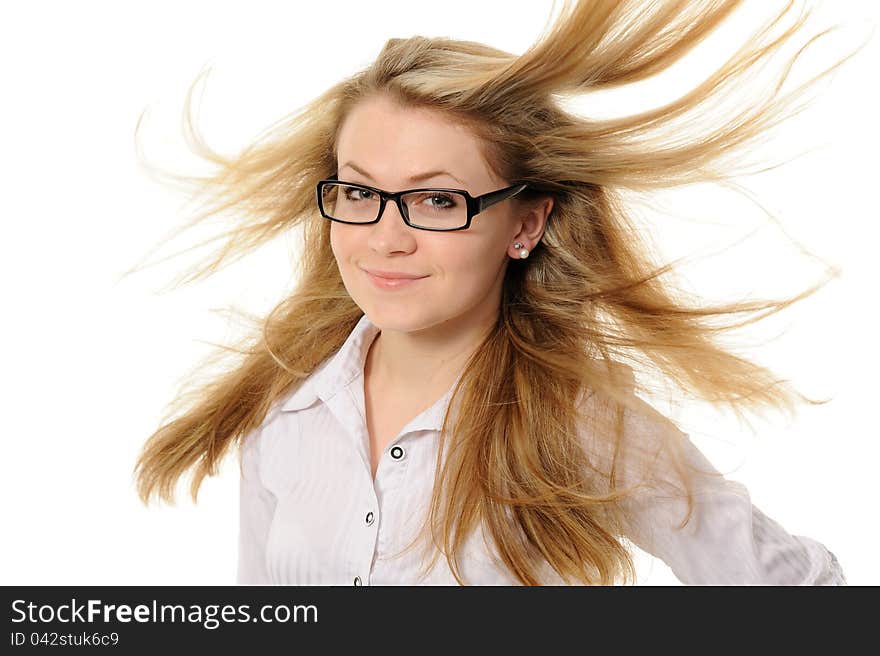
[{"xmin": 131, "ymin": 0, "xmax": 861, "ymax": 584}]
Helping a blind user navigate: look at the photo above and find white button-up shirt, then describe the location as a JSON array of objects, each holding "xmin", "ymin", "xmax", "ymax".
[{"xmin": 237, "ymin": 313, "xmax": 846, "ymax": 585}]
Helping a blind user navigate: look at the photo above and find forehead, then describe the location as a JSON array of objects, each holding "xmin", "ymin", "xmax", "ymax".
[{"xmin": 335, "ymin": 95, "xmax": 497, "ymax": 189}]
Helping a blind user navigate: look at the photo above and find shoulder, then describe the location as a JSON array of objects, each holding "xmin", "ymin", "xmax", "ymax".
[
  {"xmin": 238, "ymin": 393, "xmax": 293, "ymax": 482},
  {"xmin": 575, "ymin": 363, "xmax": 722, "ymax": 499}
]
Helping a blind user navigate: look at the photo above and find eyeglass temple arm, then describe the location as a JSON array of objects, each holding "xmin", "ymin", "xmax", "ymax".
[{"xmin": 477, "ymin": 184, "xmax": 528, "ymax": 213}]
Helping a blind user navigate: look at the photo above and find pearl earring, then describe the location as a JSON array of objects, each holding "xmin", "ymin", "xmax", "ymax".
[{"xmin": 513, "ymin": 242, "xmax": 529, "ymax": 259}]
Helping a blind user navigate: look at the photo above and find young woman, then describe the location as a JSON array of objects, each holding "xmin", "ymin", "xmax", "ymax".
[{"xmin": 132, "ymin": 0, "xmax": 857, "ymax": 585}]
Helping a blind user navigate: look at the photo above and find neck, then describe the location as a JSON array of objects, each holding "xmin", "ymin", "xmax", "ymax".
[{"xmin": 365, "ymin": 304, "xmax": 498, "ymax": 394}]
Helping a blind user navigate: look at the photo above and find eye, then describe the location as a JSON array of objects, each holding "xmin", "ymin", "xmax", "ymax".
[
  {"xmin": 343, "ymin": 186, "xmax": 374, "ymax": 201},
  {"xmin": 424, "ymin": 193, "xmax": 457, "ymax": 209}
]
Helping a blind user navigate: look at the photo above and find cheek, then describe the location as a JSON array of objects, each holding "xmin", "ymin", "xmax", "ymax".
[
  {"xmin": 329, "ymin": 223, "xmax": 355, "ymax": 264},
  {"xmin": 439, "ymin": 241, "xmax": 505, "ymax": 287}
]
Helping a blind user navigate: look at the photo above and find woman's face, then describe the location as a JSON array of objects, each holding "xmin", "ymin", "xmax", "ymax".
[{"xmin": 330, "ymin": 94, "xmax": 545, "ymax": 336}]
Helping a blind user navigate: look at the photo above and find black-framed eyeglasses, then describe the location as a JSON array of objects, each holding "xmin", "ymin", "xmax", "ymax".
[{"xmin": 315, "ymin": 173, "xmax": 529, "ymax": 231}]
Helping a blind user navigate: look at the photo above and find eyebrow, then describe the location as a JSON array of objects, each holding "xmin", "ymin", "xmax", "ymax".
[{"xmin": 339, "ymin": 161, "xmax": 465, "ymax": 186}]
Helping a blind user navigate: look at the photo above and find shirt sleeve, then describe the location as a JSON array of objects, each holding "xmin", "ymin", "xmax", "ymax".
[
  {"xmin": 607, "ymin": 397, "xmax": 847, "ymax": 585},
  {"xmin": 237, "ymin": 425, "xmax": 277, "ymax": 584}
]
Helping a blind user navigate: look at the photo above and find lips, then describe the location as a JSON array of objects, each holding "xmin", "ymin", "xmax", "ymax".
[
  {"xmin": 362, "ymin": 268, "xmax": 427, "ymax": 280},
  {"xmin": 363, "ymin": 268, "xmax": 427, "ymax": 290}
]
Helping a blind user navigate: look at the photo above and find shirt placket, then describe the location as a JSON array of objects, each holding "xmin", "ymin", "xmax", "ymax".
[{"xmin": 319, "ymin": 386, "xmax": 379, "ymax": 586}]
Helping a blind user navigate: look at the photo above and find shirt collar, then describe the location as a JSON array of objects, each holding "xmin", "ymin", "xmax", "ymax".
[
  {"xmin": 279, "ymin": 313, "xmax": 463, "ymax": 433},
  {"xmin": 280, "ymin": 313, "xmax": 379, "ymax": 413}
]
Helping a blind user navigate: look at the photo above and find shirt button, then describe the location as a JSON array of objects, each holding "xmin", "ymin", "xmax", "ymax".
[
  {"xmin": 353, "ymin": 576, "xmax": 362, "ymax": 586},
  {"xmin": 390, "ymin": 445, "xmax": 406, "ymax": 460},
  {"xmin": 365, "ymin": 511, "xmax": 375, "ymax": 525}
]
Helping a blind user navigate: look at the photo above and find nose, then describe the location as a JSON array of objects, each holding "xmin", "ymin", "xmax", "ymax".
[
  {"xmin": 372, "ymin": 196, "xmax": 412, "ymax": 230},
  {"xmin": 366, "ymin": 196, "xmax": 417, "ymax": 253}
]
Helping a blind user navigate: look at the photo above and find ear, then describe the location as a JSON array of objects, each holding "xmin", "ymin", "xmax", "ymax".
[{"xmin": 508, "ymin": 196, "xmax": 553, "ymax": 258}]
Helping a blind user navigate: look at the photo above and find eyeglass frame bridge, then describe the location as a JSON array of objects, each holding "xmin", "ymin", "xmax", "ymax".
[{"xmin": 315, "ymin": 172, "xmax": 529, "ymax": 231}]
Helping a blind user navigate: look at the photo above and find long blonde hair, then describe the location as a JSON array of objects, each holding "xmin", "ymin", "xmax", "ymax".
[{"xmin": 131, "ymin": 0, "xmax": 862, "ymax": 584}]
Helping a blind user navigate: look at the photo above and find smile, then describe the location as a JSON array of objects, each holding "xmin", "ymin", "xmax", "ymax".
[{"xmin": 363, "ymin": 270, "xmax": 428, "ymax": 290}]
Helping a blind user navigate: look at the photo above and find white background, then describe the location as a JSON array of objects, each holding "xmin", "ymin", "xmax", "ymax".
[{"xmin": 1, "ymin": 1, "xmax": 877, "ymax": 585}]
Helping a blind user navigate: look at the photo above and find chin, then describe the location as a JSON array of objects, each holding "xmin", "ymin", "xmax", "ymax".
[{"xmin": 363, "ymin": 307, "xmax": 428, "ymax": 332}]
